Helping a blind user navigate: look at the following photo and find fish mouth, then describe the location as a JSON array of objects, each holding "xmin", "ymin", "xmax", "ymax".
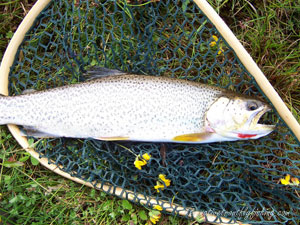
[{"xmin": 249, "ymin": 105, "xmax": 275, "ymax": 132}]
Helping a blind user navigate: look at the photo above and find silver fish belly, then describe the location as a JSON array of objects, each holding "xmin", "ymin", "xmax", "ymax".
[{"xmin": 0, "ymin": 74, "xmax": 274, "ymax": 143}]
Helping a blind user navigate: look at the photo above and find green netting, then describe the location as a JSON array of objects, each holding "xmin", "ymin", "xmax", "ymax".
[{"xmin": 7, "ymin": 0, "xmax": 300, "ymax": 224}]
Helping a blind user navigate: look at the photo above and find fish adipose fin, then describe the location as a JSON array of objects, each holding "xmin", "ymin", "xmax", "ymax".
[
  {"xmin": 21, "ymin": 126, "xmax": 60, "ymax": 138},
  {"xmin": 97, "ymin": 136, "xmax": 130, "ymax": 141},
  {"xmin": 172, "ymin": 132, "xmax": 212, "ymax": 142},
  {"xmin": 84, "ymin": 67, "xmax": 126, "ymax": 80}
]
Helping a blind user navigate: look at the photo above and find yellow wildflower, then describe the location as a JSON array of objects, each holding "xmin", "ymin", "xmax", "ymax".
[
  {"xmin": 291, "ymin": 177, "xmax": 299, "ymax": 186},
  {"xmin": 280, "ymin": 174, "xmax": 300, "ymax": 186},
  {"xmin": 154, "ymin": 174, "xmax": 171, "ymax": 192},
  {"xmin": 134, "ymin": 158, "xmax": 147, "ymax": 170},
  {"xmin": 210, "ymin": 41, "xmax": 217, "ymax": 47},
  {"xmin": 210, "ymin": 35, "xmax": 218, "ymax": 47},
  {"xmin": 153, "ymin": 205, "xmax": 163, "ymax": 211},
  {"xmin": 280, "ymin": 174, "xmax": 290, "ymax": 185},
  {"xmin": 210, "ymin": 35, "xmax": 224, "ymax": 55},
  {"xmin": 154, "ymin": 182, "xmax": 165, "ymax": 193},
  {"xmin": 149, "ymin": 210, "xmax": 161, "ymax": 224},
  {"xmin": 212, "ymin": 35, "xmax": 218, "ymax": 41},
  {"xmin": 159, "ymin": 174, "xmax": 171, "ymax": 187},
  {"xmin": 142, "ymin": 153, "xmax": 151, "ymax": 161},
  {"xmin": 134, "ymin": 153, "xmax": 151, "ymax": 170},
  {"xmin": 150, "ymin": 215, "xmax": 160, "ymax": 224}
]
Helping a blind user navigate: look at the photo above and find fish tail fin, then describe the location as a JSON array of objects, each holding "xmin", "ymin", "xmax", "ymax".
[{"xmin": 0, "ymin": 94, "xmax": 10, "ymax": 125}]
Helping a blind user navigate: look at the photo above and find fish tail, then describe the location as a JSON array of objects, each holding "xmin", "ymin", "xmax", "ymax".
[{"xmin": 0, "ymin": 94, "xmax": 10, "ymax": 125}]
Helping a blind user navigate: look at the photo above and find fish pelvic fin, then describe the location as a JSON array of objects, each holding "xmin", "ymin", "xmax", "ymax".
[
  {"xmin": 97, "ymin": 136, "xmax": 130, "ymax": 141},
  {"xmin": 172, "ymin": 132, "xmax": 212, "ymax": 142}
]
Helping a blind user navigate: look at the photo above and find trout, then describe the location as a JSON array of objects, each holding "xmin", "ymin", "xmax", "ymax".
[{"xmin": 0, "ymin": 69, "xmax": 274, "ymax": 143}]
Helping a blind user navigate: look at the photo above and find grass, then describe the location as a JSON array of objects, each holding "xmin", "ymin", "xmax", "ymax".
[{"xmin": 0, "ymin": 0, "xmax": 299, "ymax": 224}]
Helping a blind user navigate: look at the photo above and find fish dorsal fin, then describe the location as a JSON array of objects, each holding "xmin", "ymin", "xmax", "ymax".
[{"xmin": 84, "ymin": 67, "xmax": 126, "ymax": 80}]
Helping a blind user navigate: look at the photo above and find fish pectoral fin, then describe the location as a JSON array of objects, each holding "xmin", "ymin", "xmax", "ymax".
[
  {"xmin": 84, "ymin": 67, "xmax": 126, "ymax": 81},
  {"xmin": 21, "ymin": 126, "xmax": 60, "ymax": 138},
  {"xmin": 172, "ymin": 132, "xmax": 212, "ymax": 142},
  {"xmin": 97, "ymin": 136, "xmax": 130, "ymax": 141}
]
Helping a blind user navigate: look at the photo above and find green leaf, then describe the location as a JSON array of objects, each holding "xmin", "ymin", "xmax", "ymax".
[
  {"xmin": 90, "ymin": 189, "xmax": 96, "ymax": 198},
  {"xmin": 91, "ymin": 59, "xmax": 97, "ymax": 66},
  {"xmin": 6, "ymin": 31, "xmax": 13, "ymax": 39},
  {"xmin": 30, "ymin": 156, "xmax": 39, "ymax": 166},
  {"xmin": 4, "ymin": 175, "xmax": 11, "ymax": 184},
  {"xmin": 131, "ymin": 213, "xmax": 137, "ymax": 223},
  {"xmin": 9, "ymin": 195, "xmax": 18, "ymax": 204},
  {"xmin": 102, "ymin": 200, "xmax": 112, "ymax": 210},
  {"xmin": 182, "ymin": 0, "xmax": 190, "ymax": 12},
  {"xmin": 71, "ymin": 78, "xmax": 78, "ymax": 84},
  {"xmin": 100, "ymin": 192, "xmax": 107, "ymax": 197},
  {"xmin": 121, "ymin": 214, "xmax": 130, "ymax": 221},
  {"xmin": 149, "ymin": 210, "xmax": 160, "ymax": 217},
  {"xmin": 28, "ymin": 138, "xmax": 34, "ymax": 146},
  {"xmin": 109, "ymin": 212, "xmax": 116, "ymax": 219},
  {"xmin": 2, "ymin": 161, "xmax": 24, "ymax": 168},
  {"xmin": 122, "ymin": 200, "xmax": 132, "ymax": 210},
  {"xmin": 138, "ymin": 210, "xmax": 148, "ymax": 220},
  {"xmin": 19, "ymin": 155, "xmax": 30, "ymax": 162}
]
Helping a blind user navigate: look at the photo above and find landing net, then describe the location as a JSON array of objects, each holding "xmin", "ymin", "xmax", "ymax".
[{"xmin": 6, "ymin": 0, "xmax": 300, "ymax": 224}]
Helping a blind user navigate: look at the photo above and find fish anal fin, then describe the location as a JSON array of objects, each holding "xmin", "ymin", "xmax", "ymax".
[
  {"xmin": 97, "ymin": 136, "xmax": 130, "ymax": 141},
  {"xmin": 172, "ymin": 132, "xmax": 212, "ymax": 142},
  {"xmin": 21, "ymin": 126, "xmax": 60, "ymax": 138}
]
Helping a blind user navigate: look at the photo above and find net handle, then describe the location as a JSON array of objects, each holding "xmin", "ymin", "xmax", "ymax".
[{"xmin": 193, "ymin": 0, "xmax": 300, "ymax": 141}]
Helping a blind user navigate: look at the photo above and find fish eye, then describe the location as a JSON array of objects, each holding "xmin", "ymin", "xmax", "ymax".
[{"xmin": 247, "ymin": 101, "xmax": 258, "ymax": 111}]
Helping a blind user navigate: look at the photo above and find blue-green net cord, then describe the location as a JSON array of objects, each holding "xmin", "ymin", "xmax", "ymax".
[{"xmin": 7, "ymin": 0, "xmax": 300, "ymax": 224}]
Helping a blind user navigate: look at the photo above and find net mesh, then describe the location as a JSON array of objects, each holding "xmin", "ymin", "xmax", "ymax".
[{"xmin": 7, "ymin": 0, "xmax": 300, "ymax": 224}]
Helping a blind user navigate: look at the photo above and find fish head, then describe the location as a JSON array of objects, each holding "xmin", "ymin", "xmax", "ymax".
[{"xmin": 205, "ymin": 94, "xmax": 275, "ymax": 141}]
